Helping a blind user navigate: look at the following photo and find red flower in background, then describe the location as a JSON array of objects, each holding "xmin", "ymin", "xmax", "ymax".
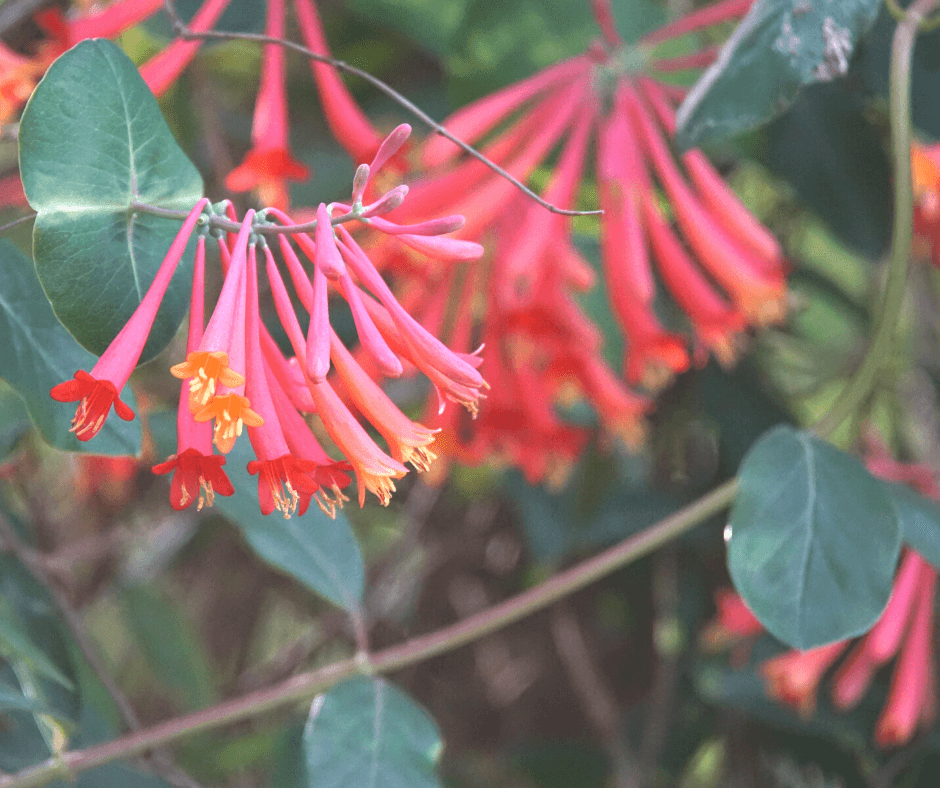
[
  {"xmin": 913, "ymin": 141, "xmax": 940, "ymax": 266},
  {"xmin": 365, "ymin": 0, "xmax": 785, "ymax": 484}
]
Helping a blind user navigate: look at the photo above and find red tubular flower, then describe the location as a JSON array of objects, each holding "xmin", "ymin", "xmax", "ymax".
[
  {"xmin": 293, "ymin": 0, "xmax": 385, "ymax": 166},
  {"xmin": 362, "ymin": 0, "xmax": 783, "ymax": 482},
  {"xmin": 242, "ymin": 240, "xmax": 320, "ymax": 517},
  {"xmin": 51, "ymin": 198, "xmax": 210, "ymax": 441},
  {"xmin": 171, "ymin": 211, "xmax": 254, "ymax": 418},
  {"xmin": 224, "ymin": 0, "xmax": 309, "ymax": 210},
  {"xmin": 139, "ymin": 0, "xmax": 234, "ymax": 97},
  {"xmin": 153, "ymin": 233, "xmax": 235, "ymax": 510}
]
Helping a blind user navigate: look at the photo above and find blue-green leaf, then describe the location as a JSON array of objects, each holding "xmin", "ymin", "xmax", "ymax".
[
  {"xmin": 0, "ymin": 241, "xmax": 141, "ymax": 455},
  {"xmin": 302, "ymin": 678, "xmax": 443, "ymax": 788},
  {"xmin": 727, "ymin": 425, "xmax": 901, "ymax": 649},
  {"xmin": 675, "ymin": 0, "xmax": 883, "ymax": 149},
  {"xmin": 213, "ymin": 437, "xmax": 365, "ymax": 613},
  {"xmin": 19, "ymin": 39, "xmax": 203, "ymax": 363},
  {"xmin": 881, "ymin": 481, "xmax": 940, "ymax": 571}
]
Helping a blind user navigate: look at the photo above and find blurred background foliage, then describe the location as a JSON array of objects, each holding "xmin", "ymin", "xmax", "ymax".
[{"xmin": 5, "ymin": 0, "xmax": 940, "ymax": 785}]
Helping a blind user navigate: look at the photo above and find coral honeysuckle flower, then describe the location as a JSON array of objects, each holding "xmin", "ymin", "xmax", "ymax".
[
  {"xmin": 362, "ymin": 0, "xmax": 783, "ymax": 483},
  {"xmin": 51, "ymin": 198, "xmax": 209, "ymax": 441},
  {"xmin": 258, "ymin": 235, "xmax": 408, "ymax": 506},
  {"xmin": 139, "ymin": 0, "xmax": 234, "ymax": 97},
  {"xmin": 224, "ymin": 0, "xmax": 309, "ymax": 211},
  {"xmin": 241, "ymin": 242, "xmax": 320, "ymax": 517},
  {"xmin": 171, "ymin": 211, "xmax": 255, "ymax": 417},
  {"xmin": 153, "ymin": 234, "xmax": 234, "ymax": 510},
  {"xmin": 762, "ymin": 642, "xmax": 847, "ymax": 718},
  {"xmin": 293, "ymin": 0, "xmax": 385, "ymax": 166}
]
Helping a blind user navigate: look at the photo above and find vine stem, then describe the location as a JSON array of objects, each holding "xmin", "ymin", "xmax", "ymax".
[
  {"xmin": 159, "ymin": 0, "xmax": 599, "ymax": 219},
  {"xmin": 814, "ymin": 0, "xmax": 939, "ymax": 438},
  {"xmin": 0, "ymin": 479, "xmax": 738, "ymax": 788}
]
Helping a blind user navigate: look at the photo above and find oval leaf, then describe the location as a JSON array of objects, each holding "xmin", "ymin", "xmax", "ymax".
[
  {"xmin": 302, "ymin": 678, "xmax": 443, "ymax": 788},
  {"xmin": 675, "ymin": 0, "xmax": 882, "ymax": 149},
  {"xmin": 19, "ymin": 39, "xmax": 204, "ymax": 363},
  {"xmin": 0, "ymin": 241, "xmax": 141, "ymax": 455},
  {"xmin": 881, "ymin": 481, "xmax": 940, "ymax": 571},
  {"xmin": 211, "ymin": 436, "xmax": 365, "ymax": 614},
  {"xmin": 727, "ymin": 425, "xmax": 900, "ymax": 649}
]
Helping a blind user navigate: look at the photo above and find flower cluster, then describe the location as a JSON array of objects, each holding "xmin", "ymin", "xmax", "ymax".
[
  {"xmin": 365, "ymin": 0, "xmax": 787, "ymax": 484},
  {"xmin": 51, "ymin": 126, "xmax": 485, "ymax": 517},
  {"xmin": 706, "ymin": 440, "xmax": 939, "ymax": 748}
]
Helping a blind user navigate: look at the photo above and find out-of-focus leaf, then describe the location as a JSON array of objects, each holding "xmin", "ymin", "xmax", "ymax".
[
  {"xmin": 0, "ymin": 678, "xmax": 51, "ymax": 714},
  {"xmin": 214, "ymin": 437, "xmax": 365, "ymax": 613},
  {"xmin": 853, "ymin": 4, "xmax": 940, "ymax": 139},
  {"xmin": 0, "ymin": 241, "xmax": 141, "ymax": 456},
  {"xmin": 120, "ymin": 584, "xmax": 217, "ymax": 710},
  {"xmin": 676, "ymin": 0, "xmax": 883, "ymax": 149},
  {"xmin": 506, "ymin": 452, "xmax": 681, "ymax": 565},
  {"xmin": 444, "ymin": 0, "xmax": 597, "ymax": 103},
  {"xmin": 760, "ymin": 81, "xmax": 891, "ymax": 258},
  {"xmin": 19, "ymin": 40, "xmax": 203, "ymax": 363},
  {"xmin": 346, "ymin": 0, "xmax": 468, "ymax": 57},
  {"xmin": 727, "ymin": 426, "xmax": 901, "ymax": 649},
  {"xmin": 881, "ymin": 481, "xmax": 940, "ymax": 570},
  {"xmin": 302, "ymin": 678, "xmax": 443, "ymax": 788},
  {"xmin": 0, "ymin": 382, "xmax": 30, "ymax": 459}
]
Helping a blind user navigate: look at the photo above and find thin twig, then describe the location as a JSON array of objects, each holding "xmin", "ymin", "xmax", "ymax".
[
  {"xmin": 159, "ymin": 0, "xmax": 600, "ymax": 218},
  {"xmin": 550, "ymin": 602, "xmax": 639, "ymax": 788},
  {"xmin": 0, "ymin": 479, "xmax": 737, "ymax": 788},
  {"xmin": 0, "ymin": 213, "xmax": 35, "ymax": 235}
]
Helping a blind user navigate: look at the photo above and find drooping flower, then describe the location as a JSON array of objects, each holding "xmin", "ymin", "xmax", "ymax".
[
  {"xmin": 153, "ymin": 233, "xmax": 235, "ymax": 510},
  {"xmin": 139, "ymin": 0, "xmax": 234, "ymax": 96},
  {"xmin": 364, "ymin": 0, "xmax": 783, "ymax": 484},
  {"xmin": 51, "ymin": 198, "xmax": 210, "ymax": 440},
  {"xmin": 170, "ymin": 211, "xmax": 254, "ymax": 419},
  {"xmin": 224, "ymin": 0, "xmax": 309, "ymax": 210}
]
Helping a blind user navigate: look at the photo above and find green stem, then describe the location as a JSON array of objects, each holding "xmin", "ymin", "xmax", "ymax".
[
  {"xmin": 814, "ymin": 0, "xmax": 938, "ymax": 438},
  {"xmin": 0, "ymin": 479, "xmax": 738, "ymax": 788}
]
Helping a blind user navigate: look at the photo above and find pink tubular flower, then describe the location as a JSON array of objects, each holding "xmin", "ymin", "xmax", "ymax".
[
  {"xmin": 51, "ymin": 198, "xmax": 210, "ymax": 441},
  {"xmin": 152, "ymin": 234, "xmax": 234, "ymax": 511},
  {"xmin": 242, "ymin": 243, "xmax": 320, "ymax": 518},
  {"xmin": 293, "ymin": 0, "xmax": 386, "ymax": 166},
  {"xmin": 707, "ymin": 440, "xmax": 940, "ymax": 748},
  {"xmin": 139, "ymin": 0, "xmax": 234, "ymax": 97},
  {"xmin": 363, "ymin": 0, "xmax": 784, "ymax": 484},
  {"xmin": 224, "ymin": 0, "xmax": 309, "ymax": 210}
]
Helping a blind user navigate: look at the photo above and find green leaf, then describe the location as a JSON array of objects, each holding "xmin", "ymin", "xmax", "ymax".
[
  {"xmin": 444, "ymin": 0, "xmax": 597, "ymax": 103},
  {"xmin": 0, "ymin": 601, "xmax": 73, "ymax": 691},
  {"xmin": 727, "ymin": 425, "xmax": 901, "ymax": 649},
  {"xmin": 0, "ymin": 678, "xmax": 51, "ymax": 714},
  {"xmin": 19, "ymin": 39, "xmax": 203, "ymax": 363},
  {"xmin": 346, "ymin": 0, "xmax": 468, "ymax": 57},
  {"xmin": 302, "ymin": 678, "xmax": 443, "ymax": 788},
  {"xmin": 675, "ymin": 0, "xmax": 882, "ymax": 149},
  {"xmin": 880, "ymin": 481, "xmax": 940, "ymax": 571},
  {"xmin": 852, "ymin": 5, "xmax": 940, "ymax": 140},
  {"xmin": 214, "ymin": 437, "xmax": 365, "ymax": 613},
  {"xmin": 760, "ymin": 81, "xmax": 891, "ymax": 259},
  {"xmin": 119, "ymin": 584, "xmax": 217, "ymax": 710},
  {"xmin": 0, "ymin": 241, "xmax": 141, "ymax": 455}
]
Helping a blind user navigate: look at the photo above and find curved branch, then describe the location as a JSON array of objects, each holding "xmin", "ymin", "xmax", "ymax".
[{"xmin": 0, "ymin": 479, "xmax": 737, "ymax": 788}]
